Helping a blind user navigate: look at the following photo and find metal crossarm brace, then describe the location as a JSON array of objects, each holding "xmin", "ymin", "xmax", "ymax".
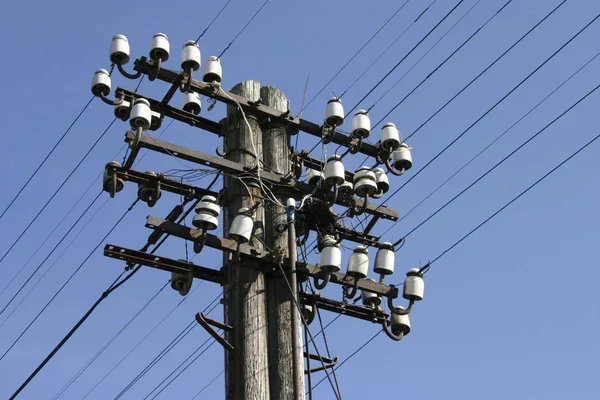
[
  {"xmin": 195, "ymin": 312, "xmax": 234, "ymax": 352},
  {"xmin": 133, "ymin": 57, "xmax": 381, "ymax": 158},
  {"xmin": 103, "ymin": 244, "xmax": 224, "ymax": 284},
  {"xmin": 299, "ymin": 292, "xmax": 389, "ymax": 324},
  {"xmin": 145, "ymin": 216, "xmax": 399, "ymax": 298},
  {"xmin": 127, "ymin": 131, "xmax": 399, "ymax": 221}
]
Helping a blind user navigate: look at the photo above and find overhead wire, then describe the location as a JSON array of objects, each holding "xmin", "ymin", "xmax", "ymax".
[
  {"xmin": 218, "ymin": 0, "xmax": 270, "ymax": 58},
  {"xmin": 190, "ymin": 370, "xmax": 224, "ymax": 399},
  {"xmin": 196, "ymin": 0, "xmax": 233, "ymax": 43},
  {"xmin": 386, "ymin": 50, "xmax": 600, "ymax": 232},
  {"xmin": 0, "ymin": 198, "xmax": 140, "ymax": 362},
  {"xmin": 361, "ymin": 9, "xmax": 600, "ymax": 228},
  {"xmin": 300, "ymin": 0, "xmax": 412, "ymax": 113},
  {"xmin": 0, "ymin": 96, "xmax": 94, "ymax": 222}
]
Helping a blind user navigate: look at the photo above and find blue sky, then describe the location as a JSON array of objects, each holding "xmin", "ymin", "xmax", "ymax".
[{"xmin": 1, "ymin": 0, "xmax": 599, "ymax": 398}]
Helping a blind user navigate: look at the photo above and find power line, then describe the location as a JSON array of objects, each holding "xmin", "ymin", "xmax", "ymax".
[
  {"xmin": 427, "ymin": 130, "xmax": 600, "ymax": 266},
  {"xmin": 387, "ymin": 50, "xmax": 600, "ymax": 232},
  {"xmin": 373, "ymin": 10, "xmax": 600, "ymax": 216},
  {"xmin": 370, "ymin": 0, "xmax": 510, "ymax": 122},
  {"xmin": 0, "ymin": 96, "xmax": 94, "ymax": 221},
  {"xmin": 196, "ymin": 0, "xmax": 233, "ymax": 43},
  {"xmin": 0, "ymin": 198, "xmax": 139, "ymax": 361},
  {"xmin": 218, "ymin": 0, "xmax": 270, "ymax": 58},
  {"xmin": 190, "ymin": 370, "xmax": 224, "ymax": 399},
  {"xmin": 404, "ymin": 0, "xmax": 567, "ymax": 142},
  {"xmin": 300, "ymin": 0, "xmax": 412, "ymax": 113},
  {"xmin": 339, "ymin": 0, "xmax": 436, "ymax": 99},
  {"xmin": 0, "ymin": 118, "xmax": 117, "ymax": 265},
  {"xmin": 346, "ymin": 0, "xmax": 465, "ymax": 117}
]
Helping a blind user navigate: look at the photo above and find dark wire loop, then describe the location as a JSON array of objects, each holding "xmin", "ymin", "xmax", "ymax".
[
  {"xmin": 382, "ymin": 319, "xmax": 404, "ymax": 341},
  {"xmin": 178, "ymin": 261, "xmax": 194, "ymax": 296},
  {"xmin": 387, "ymin": 289, "xmax": 415, "ymax": 316},
  {"xmin": 344, "ymin": 279, "xmax": 359, "ymax": 299},
  {"xmin": 117, "ymin": 63, "xmax": 142, "ymax": 80},
  {"xmin": 313, "ymin": 269, "xmax": 331, "ymax": 290},
  {"xmin": 386, "ymin": 157, "xmax": 406, "ymax": 176},
  {"xmin": 99, "ymin": 91, "xmax": 125, "ymax": 106},
  {"xmin": 148, "ymin": 57, "xmax": 162, "ymax": 81}
]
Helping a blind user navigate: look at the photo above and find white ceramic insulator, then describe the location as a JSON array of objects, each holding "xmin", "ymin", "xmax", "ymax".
[
  {"xmin": 337, "ymin": 181, "xmax": 353, "ymax": 198},
  {"xmin": 130, "ymin": 98, "xmax": 152, "ymax": 130},
  {"xmin": 306, "ymin": 168, "xmax": 323, "ymax": 186},
  {"xmin": 320, "ymin": 244, "xmax": 342, "ymax": 273},
  {"xmin": 114, "ymin": 100, "xmax": 131, "ymax": 121},
  {"xmin": 103, "ymin": 161, "xmax": 124, "ymax": 193},
  {"xmin": 229, "ymin": 213, "xmax": 253, "ymax": 243},
  {"xmin": 352, "ymin": 109, "xmax": 371, "ymax": 139},
  {"xmin": 325, "ymin": 97, "xmax": 344, "ymax": 127},
  {"xmin": 361, "ymin": 278, "xmax": 380, "ymax": 306},
  {"xmin": 193, "ymin": 213, "xmax": 219, "ymax": 231},
  {"xmin": 182, "ymin": 92, "xmax": 202, "ymax": 115},
  {"xmin": 195, "ymin": 201, "xmax": 221, "ymax": 217},
  {"xmin": 347, "ymin": 246, "xmax": 369, "ymax": 278},
  {"xmin": 393, "ymin": 143, "xmax": 413, "ymax": 171},
  {"xmin": 150, "ymin": 33, "xmax": 170, "ymax": 61},
  {"xmin": 403, "ymin": 269, "xmax": 424, "ymax": 301},
  {"xmin": 374, "ymin": 245, "xmax": 395, "ymax": 275},
  {"xmin": 181, "ymin": 40, "xmax": 201, "ymax": 71},
  {"xmin": 373, "ymin": 167, "xmax": 389, "ymax": 194},
  {"xmin": 91, "ymin": 69, "xmax": 111, "ymax": 97},
  {"xmin": 381, "ymin": 122, "xmax": 401, "ymax": 151},
  {"xmin": 203, "ymin": 56, "xmax": 222, "ymax": 83},
  {"xmin": 391, "ymin": 307, "xmax": 411, "ymax": 335},
  {"xmin": 324, "ymin": 156, "xmax": 345, "ymax": 186},
  {"xmin": 353, "ymin": 167, "xmax": 375, "ymax": 183},
  {"xmin": 286, "ymin": 198, "xmax": 296, "ymax": 208},
  {"xmin": 110, "ymin": 34, "xmax": 130, "ymax": 65}
]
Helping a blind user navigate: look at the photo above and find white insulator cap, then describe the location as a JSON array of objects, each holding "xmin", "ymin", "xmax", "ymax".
[
  {"xmin": 403, "ymin": 268, "xmax": 424, "ymax": 301},
  {"xmin": 373, "ymin": 167, "xmax": 389, "ymax": 194},
  {"xmin": 393, "ymin": 143, "xmax": 413, "ymax": 172},
  {"xmin": 130, "ymin": 98, "xmax": 152, "ymax": 130},
  {"xmin": 91, "ymin": 69, "xmax": 111, "ymax": 97},
  {"xmin": 324, "ymin": 155, "xmax": 345, "ymax": 186},
  {"xmin": 182, "ymin": 92, "xmax": 202, "ymax": 115},
  {"xmin": 325, "ymin": 97, "xmax": 344, "ymax": 127},
  {"xmin": 391, "ymin": 307, "xmax": 411, "ymax": 336},
  {"xmin": 150, "ymin": 111, "xmax": 162, "ymax": 131},
  {"xmin": 203, "ymin": 56, "xmax": 222, "ymax": 83},
  {"xmin": 352, "ymin": 109, "xmax": 371, "ymax": 139},
  {"xmin": 353, "ymin": 167, "xmax": 378, "ymax": 198},
  {"xmin": 192, "ymin": 213, "xmax": 219, "ymax": 231},
  {"xmin": 381, "ymin": 122, "xmax": 401, "ymax": 151},
  {"xmin": 103, "ymin": 161, "xmax": 124, "ymax": 193},
  {"xmin": 137, "ymin": 171, "xmax": 161, "ymax": 204},
  {"xmin": 195, "ymin": 196, "xmax": 221, "ymax": 217},
  {"xmin": 361, "ymin": 278, "xmax": 381, "ymax": 307},
  {"xmin": 286, "ymin": 198, "xmax": 296, "ymax": 208},
  {"xmin": 306, "ymin": 168, "xmax": 323, "ymax": 186},
  {"xmin": 114, "ymin": 99, "xmax": 131, "ymax": 121},
  {"xmin": 337, "ymin": 181, "xmax": 353, "ymax": 198},
  {"xmin": 319, "ymin": 236, "xmax": 341, "ymax": 272},
  {"xmin": 347, "ymin": 245, "xmax": 369, "ymax": 278},
  {"xmin": 374, "ymin": 242, "xmax": 395, "ymax": 275},
  {"xmin": 110, "ymin": 34, "xmax": 130, "ymax": 65},
  {"xmin": 150, "ymin": 33, "xmax": 170, "ymax": 61},
  {"xmin": 229, "ymin": 208, "xmax": 253, "ymax": 243},
  {"xmin": 181, "ymin": 40, "xmax": 201, "ymax": 71}
]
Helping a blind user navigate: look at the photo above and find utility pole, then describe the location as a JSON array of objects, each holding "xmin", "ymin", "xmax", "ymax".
[
  {"xmin": 96, "ymin": 36, "xmax": 423, "ymax": 400},
  {"xmin": 222, "ymin": 81, "xmax": 270, "ymax": 400}
]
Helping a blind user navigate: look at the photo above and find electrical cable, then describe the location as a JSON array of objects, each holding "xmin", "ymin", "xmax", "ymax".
[
  {"xmin": 218, "ymin": 0, "xmax": 270, "ymax": 58},
  {"xmin": 195, "ymin": 0, "xmax": 233, "ymax": 43},
  {"xmin": 0, "ymin": 198, "xmax": 139, "ymax": 362},
  {"xmin": 367, "ymin": 10, "xmax": 600, "ymax": 223},
  {"xmin": 190, "ymin": 370, "xmax": 224, "ymax": 400},
  {"xmin": 0, "ymin": 96, "xmax": 94, "ymax": 222},
  {"xmin": 346, "ymin": 0, "xmax": 465, "ymax": 117},
  {"xmin": 370, "ymin": 0, "xmax": 510, "ymax": 122},
  {"xmin": 385, "ymin": 50, "xmax": 600, "ymax": 234},
  {"xmin": 404, "ymin": 0, "xmax": 567, "ymax": 143},
  {"xmin": 0, "ymin": 118, "xmax": 117, "ymax": 265},
  {"xmin": 51, "ymin": 279, "xmax": 170, "ymax": 399},
  {"xmin": 299, "ymin": 0, "xmax": 412, "ymax": 113},
  {"xmin": 426, "ymin": 130, "xmax": 600, "ymax": 267},
  {"xmin": 338, "ymin": 0, "xmax": 436, "ymax": 99}
]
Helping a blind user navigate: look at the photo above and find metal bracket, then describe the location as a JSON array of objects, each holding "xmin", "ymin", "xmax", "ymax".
[
  {"xmin": 195, "ymin": 312, "xmax": 234, "ymax": 352},
  {"xmin": 303, "ymin": 352, "xmax": 338, "ymax": 374}
]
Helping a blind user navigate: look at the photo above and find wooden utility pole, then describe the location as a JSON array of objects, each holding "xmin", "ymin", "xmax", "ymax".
[
  {"xmin": 222, "ymin": 81, "xmax": 270, "ymax": 400},
  {"xmin": 261, "ymin": 86, "xmax": 305, "ymax": 400}
]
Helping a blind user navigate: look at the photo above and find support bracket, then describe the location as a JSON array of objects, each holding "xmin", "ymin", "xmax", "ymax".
[{"xmin": 195, "ymin": 312, "xmax": 234, "ymax": 352}]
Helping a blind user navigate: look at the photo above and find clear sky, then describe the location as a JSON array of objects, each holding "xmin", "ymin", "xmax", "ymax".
[{"xmin": 1, "ymin": 0, "xmax": 599, "ymax": 399}]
